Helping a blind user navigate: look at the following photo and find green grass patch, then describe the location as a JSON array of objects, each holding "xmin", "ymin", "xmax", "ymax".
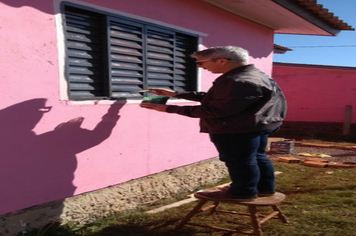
[{"xmin": 29, "ymin": 162, "xmax": 356, "ymax": 236}]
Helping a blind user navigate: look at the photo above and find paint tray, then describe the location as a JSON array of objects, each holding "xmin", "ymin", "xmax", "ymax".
[{"xmin": 141, "ymin": 95, "xmax": 169, "ymax": 104}]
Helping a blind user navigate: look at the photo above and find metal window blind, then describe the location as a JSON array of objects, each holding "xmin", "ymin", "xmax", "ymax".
[
  {"xmin": 63, "ymin": 6, "xmax": 108, "ymax": 100},
  {"xmin": 108, "ymin": 18, "xmax": 144, "ymax": 99},
  {"xmin": 63, "ymin": 5, "xmax": 197, "ymax": 101}
]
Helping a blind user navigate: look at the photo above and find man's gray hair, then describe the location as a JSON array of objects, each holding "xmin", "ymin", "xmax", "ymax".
[{"xmin": 191, "ymin": 46, "xmax": 249, "ymax": 65}]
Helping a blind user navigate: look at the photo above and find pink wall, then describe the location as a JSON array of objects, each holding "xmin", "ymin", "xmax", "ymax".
[
  {"xmin": 0, "ymin": 0, "xmax": 274, "ymax": 214},
  {"xmin": 273, "ymin": 63, "xmax": 356, "ymax": 122}
]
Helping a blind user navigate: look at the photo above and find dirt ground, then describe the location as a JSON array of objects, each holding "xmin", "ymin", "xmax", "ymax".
[{"xmin": 268, "ymin": 143, "xmax": 356, "ymax": 164}]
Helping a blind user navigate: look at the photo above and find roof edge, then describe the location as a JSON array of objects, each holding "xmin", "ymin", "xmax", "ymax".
[{"xmin": 273, "ymin": 0, "xmax": 354, "ymax": 35}]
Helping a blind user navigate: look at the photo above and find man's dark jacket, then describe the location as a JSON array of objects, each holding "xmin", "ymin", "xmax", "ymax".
[{"xmin": 165, "ymin": 64, "xmax": 287, "ymax": 134}]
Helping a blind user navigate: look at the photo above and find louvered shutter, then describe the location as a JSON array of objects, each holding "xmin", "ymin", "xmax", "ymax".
[
  {"xmin": 145, "ymin": 27, "xmax": 175, "ymax": 90},
  {"xmin": 108, "ymin": 18, "xmax": 144, "ymax": 99},
  {"xmin": 174, "ymin": 33, "xmax": 198, "ymax": 91},
  {"xmin": 146, "ymin": 28, "xmax": 197, "ymax": 92},
  {"xmin": 63, "ymin": 6, "xmax": 108, "ymax": 100},
  {"xmin": 107, "ymin": 19, "xmax": 197, "ymax": 99},
  {"xmin": 63, "ymin": 4, "xmax": 197, "ymax": 101}
]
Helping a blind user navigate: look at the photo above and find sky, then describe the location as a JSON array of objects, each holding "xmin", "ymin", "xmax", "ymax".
[{"xmin": 273, "ymin": 0, "xmax": 356, "ymax": 67}]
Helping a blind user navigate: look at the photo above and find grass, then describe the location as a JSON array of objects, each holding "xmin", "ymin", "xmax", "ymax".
[{"xmin": 31, "ymin": 161, "xmax": 356, "ymax": 236}]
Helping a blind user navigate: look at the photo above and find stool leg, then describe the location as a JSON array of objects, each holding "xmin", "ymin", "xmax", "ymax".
[
  {"xmin": 248, "ymin": 205, "xmax": 263, "ymax": 236},
  {"xmin": 209, "ymin": 201, "xmax": 220, "ymax": 214},
  {"xmin": 175, "ymin": 199, "xmax": 207, "ymax": 230},
  {"xmin": 272, "ymin": 205, "xmax": 288, "ymax": 223}
]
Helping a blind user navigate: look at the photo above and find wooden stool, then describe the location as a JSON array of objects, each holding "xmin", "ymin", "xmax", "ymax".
[{"xmin": 176, "ymin": 187, "xmax": 288, "ymax": 236}]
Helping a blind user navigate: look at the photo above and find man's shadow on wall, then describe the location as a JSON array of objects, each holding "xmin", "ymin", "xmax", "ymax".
[{"xmin": 0, "ymin": 98, "xmax": 125, "ymax": 233}]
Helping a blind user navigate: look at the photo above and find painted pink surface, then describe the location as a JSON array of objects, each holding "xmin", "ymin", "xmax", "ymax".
[
  {"xmin": 0, "ymin": 0, "xmax": 274, "ymax": 214},
  {"xmin": 273, "ymin": 63, "xmax": 356, "ymax": 122}
]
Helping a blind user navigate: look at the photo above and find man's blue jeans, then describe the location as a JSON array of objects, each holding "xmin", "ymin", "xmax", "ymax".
[{"xmin": 210, "ymin": 128, "xmax": 277, "ymax": 198}]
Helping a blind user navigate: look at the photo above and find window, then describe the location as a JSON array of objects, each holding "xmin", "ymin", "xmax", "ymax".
[{"xmin": 62, "ymin": 4, "xmax": 198, "ymax": 101}]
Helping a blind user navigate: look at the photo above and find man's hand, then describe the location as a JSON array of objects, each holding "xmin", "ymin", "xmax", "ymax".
[
  {"xmin": 147, "ymin": 88, "xmax": 177, "ymax": 97},
  {"xmin": 140, "ymin": 103, "xmax": 168, "ymax": 112}
]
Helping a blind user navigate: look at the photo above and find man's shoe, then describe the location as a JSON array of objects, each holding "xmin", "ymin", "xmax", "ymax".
[
  {"xmin": 258, "ymin": 192, "xmax": 276, "ymax": 197},
  {"xmin": 218, "ymin": 185, "xmax": 230, "ymax": 192},
  {"xmin": 195, "ymin": 190, "xmax": 257, "ymax": 202}
]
